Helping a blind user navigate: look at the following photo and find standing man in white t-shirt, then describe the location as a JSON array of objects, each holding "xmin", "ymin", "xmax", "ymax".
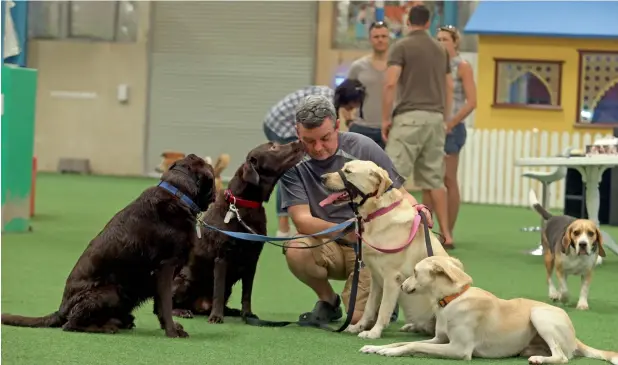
[{"xmin": 346, "ymin": 21, "xmax": 391, "ymax": 150}]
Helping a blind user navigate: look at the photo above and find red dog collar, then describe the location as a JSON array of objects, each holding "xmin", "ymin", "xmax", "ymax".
[{"xmin": 224, "ymin": 189, "xmax": 261, "ymax": 209}]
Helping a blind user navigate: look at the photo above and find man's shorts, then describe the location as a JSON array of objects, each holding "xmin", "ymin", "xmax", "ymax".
[
  {"xmin": 283, "ymin": 237, "xmax": 371, "ymax": 313},
  {"xmin": 386, "ymin": 110, "xmax": 446, "ymax": 190}
]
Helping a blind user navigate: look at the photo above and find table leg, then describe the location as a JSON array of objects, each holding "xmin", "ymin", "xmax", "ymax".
[{"xmin": 574, "ymin": 165, "xmax": 618, "ymax": 258}]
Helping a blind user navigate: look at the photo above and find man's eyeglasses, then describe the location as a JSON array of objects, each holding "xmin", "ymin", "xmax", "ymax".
[{"xmin": 369, "ymin": 21, "xmax": 389, "ymax": 31}]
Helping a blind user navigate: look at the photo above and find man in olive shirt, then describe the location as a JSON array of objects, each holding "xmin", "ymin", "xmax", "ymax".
[{"xmin": 381, "ymin": 5, "xmax": 454, "ymax": 247}]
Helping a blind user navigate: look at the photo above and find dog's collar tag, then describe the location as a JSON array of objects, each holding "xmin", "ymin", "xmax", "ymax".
[
  {"xmin": 195, "ymin": 224, "xmax": 202, "ymax": 238},
  {"xmin": 224, "ymin": 208, "xmax": 236, "ymax": 224}
]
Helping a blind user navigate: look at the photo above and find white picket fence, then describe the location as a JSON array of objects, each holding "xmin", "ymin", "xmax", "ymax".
[{"xmin": 457, "ymin": 128, "xmax": 614, "ymax": 209}]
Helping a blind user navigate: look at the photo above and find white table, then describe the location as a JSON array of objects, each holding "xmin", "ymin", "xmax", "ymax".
[{"xmin": 515, "ymin": 156, "xmax": 618, "ymax": 256}]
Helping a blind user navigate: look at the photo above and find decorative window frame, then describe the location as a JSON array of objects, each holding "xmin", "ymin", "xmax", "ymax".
[
  {"xmin": 575, "ymin": 49, "xmax": 618, "ymax": 127},
  {"xmin": 492, "ymin": 58, "xmax": 564, "ymax": 110}
]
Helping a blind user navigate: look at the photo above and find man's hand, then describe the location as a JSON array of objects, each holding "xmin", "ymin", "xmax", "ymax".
[
  {"xmin": 416, "ymin": 205, "xmax": 434, "ymax": 228},
  {"xmin": 382, "ymin": 119, "xmax": 392, "ymax": 142}
]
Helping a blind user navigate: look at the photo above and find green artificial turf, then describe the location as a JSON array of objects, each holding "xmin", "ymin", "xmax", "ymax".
[{"xmin": 2, "ymin": 173, "xmax": 617, "ymax": 365}]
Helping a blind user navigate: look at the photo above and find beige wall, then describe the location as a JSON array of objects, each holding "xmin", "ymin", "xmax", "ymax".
[{"xmin": 28, "ymin": 2, "xmax": 150, "ymax": 176}]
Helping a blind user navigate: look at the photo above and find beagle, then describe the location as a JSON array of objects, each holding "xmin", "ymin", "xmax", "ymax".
[
  {"xmin": 529, "ymin": 189, "xmax": 605, "ymax": 310},
  {"xmin": 360, "ymin": 256, "xmax": 618, "ymax": 364}
]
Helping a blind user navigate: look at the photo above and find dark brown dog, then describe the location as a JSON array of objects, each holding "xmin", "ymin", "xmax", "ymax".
[
  {"xmin": 171, "ymin": 140, "xmax": 304, "ymax": 323},
  {"xmin": 1, "ymin": 154, "xmax": 216, "ymax": 337}
]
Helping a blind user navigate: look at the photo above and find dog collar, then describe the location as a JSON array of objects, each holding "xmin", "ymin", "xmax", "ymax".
[
  {"xmin": 438, "ymin": 284, "xmax": 470, "ymax": 308},
  {"xmin": 224, "ymin": 189, "xmax": 262, "ymax": 209},
  {"xmin": 364, "ymin": 200, "xmax": 403, "ymax": 223},
  {"xmin": 158, "ymin": 181, "xmax": 201, "ymax": 215}
]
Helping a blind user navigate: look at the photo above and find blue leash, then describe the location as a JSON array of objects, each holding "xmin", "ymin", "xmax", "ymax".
[{"xmin": 197, "ymin": 218, "xmax": 354, "ymax": 242}]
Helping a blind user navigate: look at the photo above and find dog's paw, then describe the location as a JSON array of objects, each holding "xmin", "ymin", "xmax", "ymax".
[
  {"xmin": 345, "ymin": 324, "xmax": 364, "ymax": 334},
  {"xmin": 576, "ymin": 300, "xmax": 589, "ymax": 311},
  {"xmin": 377, "ymin": 348, "xmax": 404, "ymax": 357},
  {"xmin": 172, "ymin": 309, "xmax": 194, "ymax": 319},
  {"xmin": 101, "ymin": 323, "xmax": 120, "ymax": 334},
  {"xmin": 548, "ymin": 287, "xmax": 560, "ymax": 301},
  {"xmin": 399, "ymin": 323, "xmax": 417, "ymax": 332},
  {"xmin": 359, "ymin": 345, "xmax": 382, "ymax": 354},
  {"xmin": 358, "ymin": 329, "xmax": 382, "ymax": 340},
  {"xmin": 165, "ymin": 322, "xmax": 189, "ymax": 338},
  {"xmin": 528, "ymin": 355, "xmax": 546, "ymax": 364},
  {"xmin": 208, "ymin": 314, "xmax": 224, "ymax": 324},
  {"xmin": 559, "ymin": 292, "xmax": 569, "ymax": 304}
]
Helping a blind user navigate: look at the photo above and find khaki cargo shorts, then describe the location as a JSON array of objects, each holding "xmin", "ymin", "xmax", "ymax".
[
  {"xmin": 283, "ymin": 237, "xmax": 370, "ymax": 313},
  {"xmin": 386, "ymin": 110, "xmax": 446, "ymax": 190}
]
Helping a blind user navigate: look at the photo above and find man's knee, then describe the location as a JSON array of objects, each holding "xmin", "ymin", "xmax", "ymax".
[{"xmin": 284, "ymin": 240, "xmax": 315, "ymax": 265}]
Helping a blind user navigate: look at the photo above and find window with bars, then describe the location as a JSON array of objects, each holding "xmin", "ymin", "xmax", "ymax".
[
  {"xmin": 28, "ymin": 1, "xmax": 138, "ymax": 42},
  {"xmin": 576, "ymin": 51, "xmax": 618, "ymax": 125}
]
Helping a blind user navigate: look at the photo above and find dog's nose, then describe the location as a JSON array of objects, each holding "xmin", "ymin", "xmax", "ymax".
[{"xmin": 578, "ymin": 241, "xmax": 587, "ymax": 248}]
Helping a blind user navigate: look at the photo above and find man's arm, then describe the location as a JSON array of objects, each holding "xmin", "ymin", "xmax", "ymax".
[
  {"xmin": 287, "ymin": 205, "xmax": 353, "ymax": 241},
  {"xmin": 382, "ymin": 42, "xmax": 404, "ymax": 141},
  {"xmin": 382, "ymin": 65, "xmax": 401, "ymax": 122},
  {"xmin": 280, "ymin": 168, "xmax": 353, "ymax": 241}
]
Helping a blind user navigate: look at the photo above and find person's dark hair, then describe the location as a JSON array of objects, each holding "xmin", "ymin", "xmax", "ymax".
[
  {"xmin": 408, "ymin": 5, "xmax": 431, "ymax": 26},
  {"xmin": 334, "ymin": 78, "xmax": 366, "ymax": 119}
]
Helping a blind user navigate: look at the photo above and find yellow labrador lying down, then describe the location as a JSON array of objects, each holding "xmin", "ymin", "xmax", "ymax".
[
  {"xmin": 320, "ymin": 160, "xmax": 449, "ymax": 339},
  {"xmin": 360, "ymin": 256, "xmax": 618, "ymax": 364}
]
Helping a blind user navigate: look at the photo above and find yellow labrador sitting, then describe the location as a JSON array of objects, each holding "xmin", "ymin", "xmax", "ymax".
[
  {"xmin": 360, "ymin": 256, "xmax": 618, "ymax": 364},
  {"xmin": 320, "ymin": 160, "xmax": 449, "ymax": 340}
]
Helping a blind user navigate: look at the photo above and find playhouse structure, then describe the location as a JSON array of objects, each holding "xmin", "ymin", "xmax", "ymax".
[{"xmin": 465, "ymin": 1, "xmax": 618, "ymax": 134}]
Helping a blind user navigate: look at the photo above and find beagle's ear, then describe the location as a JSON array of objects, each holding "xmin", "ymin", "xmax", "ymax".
[
  {"xmin": 431, "ymin": 259, "xmax": 472, "ymax": 287},
  {"xmin": 561, "ymin": 226, "xmax": 574, "ymax": 254},
  {"xmin": 371, "ymin": 168, "xmax": 393, "ymax": 198},
  {"xmin": 242, "ymin": 159, "xmax": 260, "ymax": 185},
  {"xmin": 595, "ymin": 227, "xmax": 606, "ymax": 258}
]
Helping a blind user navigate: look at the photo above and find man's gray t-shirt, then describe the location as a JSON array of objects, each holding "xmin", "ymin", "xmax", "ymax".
[
  {"xmin": 280, "ymin": 132, "xmax": 406, "ymax": 224},
  {"xmin": 347, "ymin": 56, "xmax": 385, "ymax": 129}
]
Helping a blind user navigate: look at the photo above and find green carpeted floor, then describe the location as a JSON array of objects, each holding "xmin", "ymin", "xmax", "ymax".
[{"xmin": 2, "ymin": 173, "xmax": 617, "ymax": 364}]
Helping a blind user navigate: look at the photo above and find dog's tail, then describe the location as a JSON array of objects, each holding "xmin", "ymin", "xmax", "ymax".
[
  {"xmin": 528, "ymin": 189, "xmax": 553, "ymax": 221},
  {"xmin": 1, "ymin": 311, "xmax": 64, "ymax": 328},
  {"xmin": 213, "ymin": 153, "xmax": 230, "ymax": 178},
  {"xmin": 576, "ymin": 339, "xmax": 618, "ymax": 364}
]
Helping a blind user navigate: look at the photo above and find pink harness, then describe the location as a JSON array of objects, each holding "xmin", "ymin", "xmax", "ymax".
[{"xmin": 357, "ymin": 202, "xmax": 429, "ymax": 254}]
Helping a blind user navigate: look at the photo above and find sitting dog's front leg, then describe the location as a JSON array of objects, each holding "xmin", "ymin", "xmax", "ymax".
[
  {"xmin": 554, "ymin": 264, "xmax": 569, "ymax": 304},
  {"xmin": 358, "ymin": 276, "xmax": 399, "ymax": 339},
  {"xmin": 240, "ymin": 259, "xmax": 259, "ymax": 319},
  {"xmin": 376, "ymin": 342, "xmax": 472, "ymax": 359},
  {"xmin": 576, "ymin": 270, "xmax": 592, "ymax": 310},
  {"xmin": 208, "ymin": 257, "xmax": 227, "ymax": 324},
  {"xmin": 346, "ymin": 273, "xmax": 382, "ymax": 334}
]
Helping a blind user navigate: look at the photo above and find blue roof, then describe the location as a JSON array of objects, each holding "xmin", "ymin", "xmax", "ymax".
[{"xmin": 464, "ymin": 1, "xmax": 618, "ymax": 39}]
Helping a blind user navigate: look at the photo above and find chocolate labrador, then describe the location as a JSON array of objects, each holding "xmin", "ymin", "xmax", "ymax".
[
  {"xmin": 1, "ymin": 154, "xmax": 216, "ymax": 338},
  {"xmin": 171, "ymin": 140, "xmax": 304, "ymax": 323}
]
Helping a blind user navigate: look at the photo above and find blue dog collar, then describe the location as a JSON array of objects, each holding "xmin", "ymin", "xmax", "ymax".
[{"xmin": 157, "ymin": 181, "xmax": 201, "ymax": 214}]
